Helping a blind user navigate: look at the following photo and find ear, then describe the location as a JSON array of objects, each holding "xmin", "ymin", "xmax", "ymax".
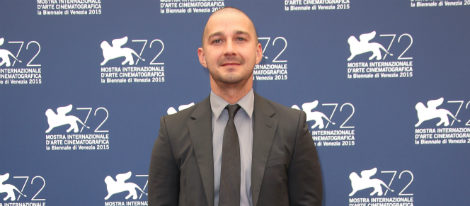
[
  {"xmin": 197, "ymin": 47, "xmax": 207, "ymax": 68},
  {"xmin": 255, "ymin": 42, "xmax": 263, "ymax": 64}
]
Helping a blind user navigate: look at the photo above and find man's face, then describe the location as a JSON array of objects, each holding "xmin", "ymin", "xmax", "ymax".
[{"xmin": 198, "ymin": 9, "xmax": 262, "ymax": 87}]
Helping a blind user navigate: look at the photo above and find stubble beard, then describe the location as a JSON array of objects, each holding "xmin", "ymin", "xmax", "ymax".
[
  {"xmin": 212, "ymin": 56, "xmax": 252, "ymax": 85},
  {"xmin": 211, "ymin": 69, "xmax": 246, "ymax": 85}
]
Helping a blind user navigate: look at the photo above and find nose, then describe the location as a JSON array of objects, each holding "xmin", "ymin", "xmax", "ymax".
[{"xmin": 223, "ymin": 40, "xmax": 236, "ymax": 56}]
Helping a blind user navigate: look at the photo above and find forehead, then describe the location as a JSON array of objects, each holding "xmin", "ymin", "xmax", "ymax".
[{"xmin": 203, "ymin": 9, "xmax": 256, "ymax": 39}]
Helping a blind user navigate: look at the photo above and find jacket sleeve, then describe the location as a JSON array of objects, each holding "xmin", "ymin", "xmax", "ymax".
[
  {"xmin": 148, "ymin": 116, "xmax": 180, "ymax": 206},
  {"xmin": 288, "ymin": 111, "xmax": 323, "ymax": 206}
]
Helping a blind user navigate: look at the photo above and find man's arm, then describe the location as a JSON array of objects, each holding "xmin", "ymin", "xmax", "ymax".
[
  {"xmin": 148, "ymin": 117, "xmax": 180, "ymax": 206},
  {"xmin": 288, "ymin": 111, "xmax": 323, "ymax": 206}
]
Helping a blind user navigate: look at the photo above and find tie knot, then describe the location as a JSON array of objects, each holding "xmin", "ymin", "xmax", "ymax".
[{"xmin": 226, "ymin": 104, "xmax": 241, "ymax": 119}]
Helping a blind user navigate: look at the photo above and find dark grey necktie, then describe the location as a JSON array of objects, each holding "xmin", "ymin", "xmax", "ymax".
[{"xmin": 219, "ymin": 104, "xmax": 241, "ymax": 206}]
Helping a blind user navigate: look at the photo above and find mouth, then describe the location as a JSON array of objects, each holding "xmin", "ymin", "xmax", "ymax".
[{"xmin": 221, "ymin": 62, "xmax": 241, "ymax": 66}]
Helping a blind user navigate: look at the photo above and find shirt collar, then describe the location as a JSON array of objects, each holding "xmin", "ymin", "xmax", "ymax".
[{"xmin": 210, "ymin": 89, "xmax": 254, "ymax": 119}]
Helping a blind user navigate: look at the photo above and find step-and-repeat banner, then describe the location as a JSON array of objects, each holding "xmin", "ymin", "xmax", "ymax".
[{"xmin": 1, "ymin": 0, "xmax": 469, "ymax": 205}]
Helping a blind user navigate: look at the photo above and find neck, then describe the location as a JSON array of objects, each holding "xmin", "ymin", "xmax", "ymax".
[{"xmin": 210, "ymin": 78, "xmax": 252, "ymax": 104}]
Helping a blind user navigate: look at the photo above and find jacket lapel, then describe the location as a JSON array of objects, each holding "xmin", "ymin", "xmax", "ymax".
[
  {"xmin": 251, "ymin": 94, "xmax": 278, "ymax": 206},
  {"xmin": 188, "ymin": 97, "xmax": 214, "ymax": 206}
]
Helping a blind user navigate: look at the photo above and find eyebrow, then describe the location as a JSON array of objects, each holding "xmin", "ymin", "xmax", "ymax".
[
  {"xmin": 207, "ymin": 32, "xmax": 223, "ymax": 41},
  {"xmin": 207, "ymin": 30, "xmax": 251, "ymax": 40}
]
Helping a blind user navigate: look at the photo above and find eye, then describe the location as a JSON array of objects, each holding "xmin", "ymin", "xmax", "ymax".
[
  {"xmin": 236, "ymin": 37, "xmax": 246, "ymax": 41},
  {"xmin": 211, "ymin": 39, "xmax": 223, "ymax": 45}
]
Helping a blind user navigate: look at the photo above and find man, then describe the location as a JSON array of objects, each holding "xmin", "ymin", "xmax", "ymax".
[{"xmin": 148, "ymin": 7, "xmax": 322, "ymax": 206}]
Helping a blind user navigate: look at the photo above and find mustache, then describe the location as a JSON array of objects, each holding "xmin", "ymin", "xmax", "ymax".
[{"xmin": 219, "ymin": 56, "xmax": 244, "ymax": 65}]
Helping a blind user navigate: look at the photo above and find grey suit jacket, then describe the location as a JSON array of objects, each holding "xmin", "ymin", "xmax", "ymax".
[{"xmin": 148, "ymin": 93, "xmax": 322, "ymax": 206}]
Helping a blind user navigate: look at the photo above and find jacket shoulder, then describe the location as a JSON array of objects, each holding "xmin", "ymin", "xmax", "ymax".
[
  {"xmin": 160, "ymin": 97, "xmax": 210, "ymax": 132},
  {"xmin": 161, "ymin": 103, "xmax": 197, "ymax": 131}
]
